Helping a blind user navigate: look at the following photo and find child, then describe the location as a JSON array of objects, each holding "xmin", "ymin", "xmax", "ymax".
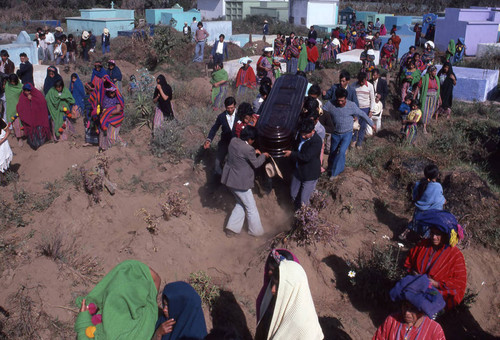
[
  {"xmin": 402, "ymin": 99, "xmax": 422, "ymax": 145},
  {"xmin": 128, "ymin": 75, "xmax": 138, "ymax": 96},
  {"xmin": 0, "ymin": 118, "xmax": 13, "ymax": 185},
  {"xmin": 400, "ymin": 164, "xmax": 446, "ymax": 239},
  {"xmin": 398, "ymin": 95, "xmax": 412, "ymax": 133},
  {"xmin": 367, "ymin": 93, "xmax": 383, "ymax": 136},
  {"xmin": 83, "ymin": 83, "xmax": 98, "ymax": 146}
]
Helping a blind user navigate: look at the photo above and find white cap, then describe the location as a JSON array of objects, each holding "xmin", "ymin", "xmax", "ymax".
[
  {"xmin": 425, "ymin": 41, "xmax": 435, "ymax": 49},
  {"xmin": 367, "ymin": 49, "xmax": 375, "ymax": 56}
]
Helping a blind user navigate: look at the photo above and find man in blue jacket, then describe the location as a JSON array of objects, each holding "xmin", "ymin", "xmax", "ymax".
[
  {"xmin": 107, "ymin": 60, "xmax": 122, "ymax": 92},
  {"xmin": 204, "ymin": 97, "xmax": 237, "ymax": 176},
  {"xmin": 211, "ymin": 34, "xmax": 229, "ymax": 65},
  {"xmin": 322, "ymin": 70, "xmax": 359, "ymax": 106}
]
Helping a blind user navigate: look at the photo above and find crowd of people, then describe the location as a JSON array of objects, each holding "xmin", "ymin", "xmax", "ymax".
[{"xmin": 0, "ymin": 17, "xmax": 473, "ymax": 339}]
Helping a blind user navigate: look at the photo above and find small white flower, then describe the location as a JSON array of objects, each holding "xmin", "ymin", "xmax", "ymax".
[
  {"xmin": 382, "ymin": 235, "xmax": 390, "ymax": 240},
  {"xmin": 348, "ymin": 271, "xmax": 356, "ymax": 278},
  {"xmin": 183, "ymin": 182, "xmax": 190, "ymax": 186},
  {"xmin": 398, "ymin": 243, "xmax": 404, "ymax": 248},
  {"xmin": 372, "ymin": 241, "xmax": 376, "ymax": 244},
  {"xmin": 481, "ymin": 281, "xmax": 486, "ymax": 286},
  {"xmin": 71, "ymin": 164, "xmax": 78, "ymax": 168}
]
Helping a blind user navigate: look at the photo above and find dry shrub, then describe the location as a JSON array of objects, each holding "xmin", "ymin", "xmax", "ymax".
[
  {"xmin": 80, "ymin": 154, "xmax": 110, "ymax": 204},
  {"xmin": 288, "ymin": 192, "xmax": 338, "ymax": 246},
  {"xmin": 189, "ymin": 271, "xmax": 221, "ymax": 308},
  {"xmin": 136, "ymin": 208, "xmax": 159, "ymax": 234},
  {"xmin": 160, "ymin": 192, "xmax": 188, "ymax": 221},
  {"xmin": 1, "ymin": 285, "xmax": 74, "ymax": 339},
  {"xmin": 37, "ymin": 232, "xmax": 103, "ymax": 284}
]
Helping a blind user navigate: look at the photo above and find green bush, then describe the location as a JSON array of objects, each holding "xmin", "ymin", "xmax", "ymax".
[
  {"xmin": 150, "ymin": 119, "xmax": 186, "ymax": 162},
  {"xmin": 348, "ymin": 244, "xmax": 406, "ymax": 305}
]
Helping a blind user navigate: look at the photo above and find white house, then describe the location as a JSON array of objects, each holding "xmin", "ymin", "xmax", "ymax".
[{"xmin": 289, "ymin": 0, "xmax": 339, "ymax": 27}]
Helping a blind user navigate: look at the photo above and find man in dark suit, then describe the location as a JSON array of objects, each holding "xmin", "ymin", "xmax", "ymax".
[
  {"xmin": 0, "ymin": 50, "xmax": 15, "ymax": 75},
  {"xmin": 308, "ymin": 26, "xmax": 318, "ymax": 41},
  {"xmin": 284, "ymin": 119, "xmax": 322, "ymax": 208},
  {"xmin": 17, "ymin": 53, "xmax": 34, "ymax": 85},
  {"xmin": 204, "ymin": 97, "xmax": 238, "ymax": 176},
  {"xmin": 221, "ymin": 126, "xmax": 269, "ymax": 237},
  {"xmin": 211, "ymin": 34, "xmax": 229, "ymax": 65},
  {"xmin": 370, "ymin": 68, "xmax": 388, "ymax": 106}
]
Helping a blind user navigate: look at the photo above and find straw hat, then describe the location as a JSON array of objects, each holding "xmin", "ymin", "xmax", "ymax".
[
  {"xmin": 367, "ymin": 49, "xmax": 375, "ymax": 56},
  {"xmin": 103, "ymin": 28, "xmax": 109, "ymax": 34},
  {"xmin": 265, "ymin": 156, "xmax": 283, "ymax": 179},
  {"xmin": 82, "ymin": 31, "xmax": 89, "ymax": 40},
  {"xmin": 264, "ymin": 20, "xmax": 268, "ymax": 23},
  {"xmin": 425, "ymin": 41, "xmax": 435, "ymax": 49},
  {"xmin": 55, "ymin": 26, "xmax": 63, "ymax": 32}
]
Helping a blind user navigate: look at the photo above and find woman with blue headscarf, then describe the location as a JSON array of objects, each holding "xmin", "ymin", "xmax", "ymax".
[
  {"xmin": 43, "ymin": 66, "xmax": 62, "ymax": 95},
  {"xmin": 70, "ymin": 73, "xmax": 85, "ymax": 119},
  {"xmin": 153, "ymin": 281, "xmax": 207, "ymax": 340}
]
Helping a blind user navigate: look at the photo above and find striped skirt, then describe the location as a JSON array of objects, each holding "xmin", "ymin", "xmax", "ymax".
[
  {"xmin": 153, "ymin": 106, "xmax": 164, "ymax": 133},
  {"xmin": 99, "ymin": 125, "xmax": 124, "ymax": 150},
  {"xmin": 404, "ymin": 124, "xmax": 418, "ymax": 145},
  {"xmin": 422, "ymin": 91, "xmax": 439, "ymax": 125},
  {"xmin": 11, "ymin": 118, "xmax": 24, "ymax": 138},
  {"xmin": 213, "ymin": 85, "xmax": 228, "ymax": 109}
]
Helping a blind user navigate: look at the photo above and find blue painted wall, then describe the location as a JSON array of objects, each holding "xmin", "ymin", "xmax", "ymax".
[
  {"xmin": 385, "ymin": 16, "xmax": 413, "ymax": 31},
  {"xmin": 2, "ymin": 31, "xmax": 39, "ymax": 67},
  {"xmin": 436, "ymin": 65, "xmax": 499, "ymax": 101},
  {"xmin": 380, "ymin": 24, "xmax": 416, "ymax": 59}
]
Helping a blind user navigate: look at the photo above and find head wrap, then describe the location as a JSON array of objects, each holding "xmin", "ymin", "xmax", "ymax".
[
  {"xmin": 239, "ymin": 56, "xmax": 252, "ymax": 65},
  {"xmin": 264, "ymin": 46, "xmax": 273, "ymax": 52},
  {"xmin": 414, "ymin": 210, "xmax": 463, "ymax": 247},
  {"xmin": 22, "ymin": 83, "xmax": 32, "ymax": 91},
  {"xmin": 108, "ymin": 59, "xmax": 116, "ymax": 65},
  {"xmin": 390, "ymin": 274, "xmax": 446, "ymax": 318},
  {"xmin": 308, "ymin": 38, "xmax": 316, "ymax": 44},
  {"xmin": 425, "ymin": 41, "xmax": 435, "ymax": 49},
  {"xmin": 156, "ymin": 282, "xmax": 207, "ymax": 340}
]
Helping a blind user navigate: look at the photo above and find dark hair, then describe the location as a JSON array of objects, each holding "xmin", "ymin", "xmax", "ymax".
[
  {"xmin": 414, "ymin": 164, "xmax": 440, "ymax": 202},
  {"xmin": 357, "ymin": 71, "xmax": 367, "ymax": 83},
  {"xmin": 404, "ymin": 95, "xmax": 412, "ymax": 102},
  {"xmin": 237, "ymin": 102, "xmax": 254, "ymax": 120},
  {"xmin": 240, "ymin": 125, "xmax": 258, "ymax": 141},
  {"xmin": 299, "ymin": 119, "xmax": 315, "ymax": 134},
  {"xmin": 216, "ymin": 62, "xmax": 224, "ymax": 69},
  {"xmin": 437, "ymin": 62, "xmax": 454, "ymax": 78},
  {"xmin": 219, "ymin": 34, "xmax": 225, "ymax": 39},
  {"xmin": 308, "ymin": 84, "xmax": 321, "ymax": 96},
  {"xmin": 224, "ymin": 97, "xmax": 236, "ymax": 107},
  {"xmin": 372, "ymin": 68, "xmax": 380, "ymax": 75},
  {"xmin": 414, "ymin": 52, "xmax": 420, "ymax": 57},
  {"xmin": 19, "ymin": 52, "xmax": 27, "ymax": 57},
  {"xmin": 260, "ymin": 77, "xmax": 272, "ymax": 87},
  {"xmin": 198, "ymin": 22, "xmax": 203, "ymax": 27},
  {"xmin": 410, "ymin": 99, "xmax": 420, "ymax": 108},
  {"xmin": 302, "ymin": 96, "xmax": 319, "ymax": 116},
  {"xmin": 335, "ymin": 87, "xmax": 348, "ymax": 99},
  {"xmin": 259, "ymin": 83, "xmax": 272, "ymax": 97},
  {"xmin": 54, "ymin": 79, "xmax": 64, "ymax": 88},
  {"xmin": 296, "ymin": 71, "xmax": 307, "ymax": 79},
  {"xmin": 309, "ymin": 112, "xmax": 320, "ymax": 121},
  {"xmin": 193, "ymin": 16, "xmax": 197, "ymax": 21},
  {"xmin": 68, "ymin": 34, "xmax": 74, "ymax": 39},
  {"xmin": 339, "ymin": 70, "xmax": 351, "ymax": 81},
  {"xmin": 0, "ymin": 50, "xmax": 9, "ymax": 57},
  {"xmin": 8, "ymin": 74, "xmax": 18, "ymax": 84}
]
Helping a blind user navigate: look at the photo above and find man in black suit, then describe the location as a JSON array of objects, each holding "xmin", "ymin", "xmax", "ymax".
[
  {"xmin": 17, "ymin": 53, "xmax": 34, "ymax": 85},
  {"xmin": 204, "ymin": 97, "xmax": 237, "ymax": 176},
  {"xmin": 370, "ymin": 68, "xmax": 388, "ymax": 106},
  {"xmin": 307, "ymin": 26, "xmax": 318, "ymax": 41},
  {"xmin": 284, "ymin": 119, "xmax": 322, "ymax": 208}
]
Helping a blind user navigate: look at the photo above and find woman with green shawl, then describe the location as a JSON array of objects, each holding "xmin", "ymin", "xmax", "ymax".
[
  {"xmin": 4, "ymin": 74, "xmax": 23, "ymax": 146},
  {"xmin": 297, "ymin": 38, "xmax": 308, "ymax": 72},
  {"xmin": 74, "ymin": 260, "xmax": 161, "ymax": 339},
  {"xmin": 45, "ymin": 79, "xmax": 75, "ymax": 140},
  {"xmin": 210, "ymin": 62, "xmax": 228, "ymax": 110},
  {"xmin": 445, "ymin": 39, "xmax": 456, "ymax": 63},
  {"xmin": 416, "ymin": 65, "xmax": 440, "ymax": 134}
]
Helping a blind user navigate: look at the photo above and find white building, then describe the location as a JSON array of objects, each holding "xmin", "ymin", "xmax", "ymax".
[{"xmin": 289, "ymin": 0, "xmax": 339, "ymax": 27}]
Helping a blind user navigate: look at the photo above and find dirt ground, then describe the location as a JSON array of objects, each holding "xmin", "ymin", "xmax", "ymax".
[{"xmin": 1, "ymin": 65, "xmax": 499, "ymax": 339}]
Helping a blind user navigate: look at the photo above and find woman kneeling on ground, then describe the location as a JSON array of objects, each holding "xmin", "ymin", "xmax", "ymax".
[
  {"xmin": 255, "ymin": 259, "xmax": 324, "ymax": 340},
  {"xmin": 74, "ymin": 260, "xmax": 161, "ymax": 339},
  {"xmin": 153, "ymin": 281, "xmax": 207, "ymax": 340},
  {"xmin": 373, "ymin": 275, "xmax": 446, "ymax": 339}
]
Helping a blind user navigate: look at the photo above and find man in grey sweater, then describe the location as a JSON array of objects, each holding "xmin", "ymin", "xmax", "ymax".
[{"xmin": 323, "ymin": 87, "xmax": 376, "ymax": 181}]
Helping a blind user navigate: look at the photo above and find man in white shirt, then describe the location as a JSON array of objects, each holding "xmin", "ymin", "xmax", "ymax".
[
  {"xmin": 203, "ymin": 97, "xmax": 238, "ymax": 176},
  {"xmin": 353, "ymin": 71, "xmax": 376, "ymax": 148},
  {"xmin": 45, "ymin": 28, "xmax": 55, "ymax": 62},
  {"xmin": 211, "ymin": 34, "xmax": 228, "ymax": 65}
]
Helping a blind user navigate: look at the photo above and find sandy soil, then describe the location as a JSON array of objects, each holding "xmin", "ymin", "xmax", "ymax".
[{"xmin": 0, "ymin": 67, "xmax": 499, "ymax": 339}]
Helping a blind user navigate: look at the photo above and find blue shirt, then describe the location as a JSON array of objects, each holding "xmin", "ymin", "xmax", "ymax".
[
  {"xmin": 413, "ymin": 181, "xmax": 446, "ymax": 211},
  {"xmin": 398, "ymin": 103, "xmax": 410, "ymax": 116}
]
